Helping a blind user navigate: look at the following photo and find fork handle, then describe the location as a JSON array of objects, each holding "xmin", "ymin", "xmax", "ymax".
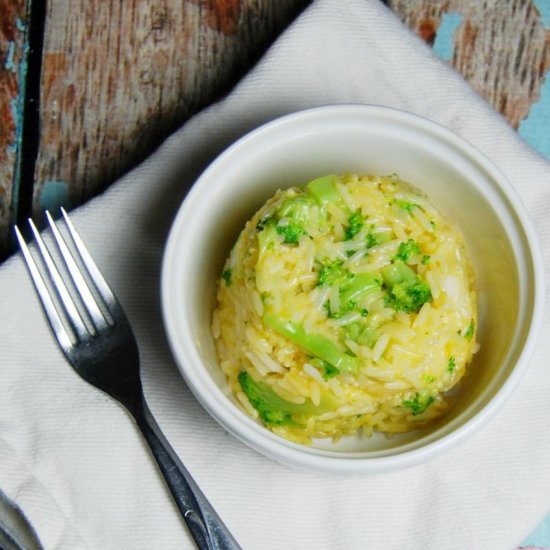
[{"xmin": 134, "ymin": 401, "xmax": 242, "ymax": 550}]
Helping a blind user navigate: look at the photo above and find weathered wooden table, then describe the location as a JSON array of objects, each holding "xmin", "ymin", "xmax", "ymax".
[{"xmin": 1, "ymin": 0, "xmax": 550, "ymax": 264}]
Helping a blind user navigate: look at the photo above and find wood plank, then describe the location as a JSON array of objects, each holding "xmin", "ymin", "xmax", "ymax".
[
  {"xmin": 387, "ymin": 0, "xmax": 550, "ymax": 129},
  {"xmin": 31, "ymin": 0, "xmax": 310, "ymax": 221},
  {"xmin": 0, "ymin": 0, "xmax": 28, "ymax": 257},
  {"xmin": 1, "ymin": 0, "xmax": 548, "ymax": 263}
]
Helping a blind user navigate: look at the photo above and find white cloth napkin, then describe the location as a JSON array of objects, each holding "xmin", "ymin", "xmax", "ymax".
[{"xmin": 2, "ymin": 0, "xmax": 549, "ymax": 548}]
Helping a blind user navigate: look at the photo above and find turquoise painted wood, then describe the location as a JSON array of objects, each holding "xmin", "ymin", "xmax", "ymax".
[
  {"xmin": 523, "ymin": 516, "xmax": 550, "ymax": 547},
  {"xmin": 432, "ymin": 12, "xmax": 463, "ymax": 61},
  {"xmin": 429, "ymin": 9, "xmax": 550, "ymax": 547},
  {"xmin": 0, "ymin": 0, "xmax": 29, "ymax": 257}
]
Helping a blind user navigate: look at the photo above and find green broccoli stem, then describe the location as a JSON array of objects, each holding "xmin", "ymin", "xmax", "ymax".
[
  {"xmin": 402, "ymin": 392, "xmax": 434, "ymax": 416},
  {"xmin": 305, "ymin": 175, "xmax": 347, "ymax": 211},
  {"xmin": 276, "ymin": 196, "xmax": 315, "ymax": 225},
  {"xmin": 381, "ymin": 260, "xmax": 418, "ymax": 287},
  {"xmin": 238, "ymin": 371, "xmax": 338, "ymax": 426},
  {"xmin": 339, "ymin": 273, "xmax": 380, "ymax": 306},
  {"xmin": 262, "ymin": 313, "xmax": 358, "ymax": 373}
]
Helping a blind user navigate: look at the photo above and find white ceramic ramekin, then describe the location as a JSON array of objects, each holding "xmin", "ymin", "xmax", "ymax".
[{"xmin": 161, "ymin": 105, "xmax": 544, "ymax": 474}]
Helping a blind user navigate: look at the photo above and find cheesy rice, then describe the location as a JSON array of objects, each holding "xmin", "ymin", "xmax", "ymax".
[{"xmin": 212, "ymin": 174, "xmax": 478, "ymax": 444}]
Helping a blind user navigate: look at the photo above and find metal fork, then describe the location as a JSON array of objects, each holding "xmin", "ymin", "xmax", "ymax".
[{"xmin": 15, "ymin": 209, "xmax": 241, "ymax": 550}]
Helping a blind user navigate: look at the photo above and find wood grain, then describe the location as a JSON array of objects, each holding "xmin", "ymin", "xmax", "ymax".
[
  {"xmin": 1, "ymin": 0, "xmax": 549, "ymax": 262},
  {"xmin": 31, "ymin": 0, "xmax": 310, "ymax": 221},
  {"xmin": 0, "ymin": 0, "xmax": 28, "ymax": 257},
  {"xmin": 387, "ymin": 0, "xmax": 550, "ymax": 128}
]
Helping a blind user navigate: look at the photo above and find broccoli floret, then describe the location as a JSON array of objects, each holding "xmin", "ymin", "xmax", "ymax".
[
  {"xmin": 322, "ymin": 364, "xmax": 339, "ymax": 379},
  {"xmin": 238, "ymin": 371, "xmax": 338, "ymax": 425},
  {"xmin": 316, "ymin": 260, "xmax": 351, "ymax": 287},
  {"xmin": 257, "ymin": 195, "xmax": 313, "ymax": 246},
  {"xmin": 344, "ymin": 210, "xmax": 365, "ymax": 240},
  {"xmin": 392, "ymin": 199, "xmax": 417, "ymax": 213},
  {"xmin": 310, "ymin": 358, "xmax": 340, "ymax": 380},
  {"xmin": 394, "ymin": 239, "xmax": 421, "ymax": 262},
  {"xmin": 324, "ymin": 299, "xmax": 357, "ymax": 319},
  {"xmin": 381, "ymin": 261, "xmax": 432, "ymax": 314},
  {"xmin": 222, "ymin": 269, "xmax": 232, "ymax": 286},
  {"xmin": 386, "ymin": 280, "xmax": 432, "ymax": 313},
  {"xmin": 447, "ymin": 356, "xmax": 456, "ymax": 373},
  {"xmin": 238, "ymin": 372, "xmax": 293, "ymax": 426},
  {"xmin": 276, "ymin": 222, "xmax": 305, "ymax": 244},
  {"xmin": 338, "ymin": 317, "xmax": 381, "ymax": 348},
  {"xmin": 463, "ymin": 320, "xmax": 475, "ymax": 340},
  {"xmin": 402, "ymin": 392, "xmax": 434, "ymax": 415},
  {"xmin": 366, "ymin": 232, "xmax": 378, "ymax": 248}
]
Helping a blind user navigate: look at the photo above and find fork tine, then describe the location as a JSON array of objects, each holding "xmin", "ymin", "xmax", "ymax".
[
  {"xmin": 60, "ymin": 208, "xmax": 116, "ymax": 307},
  {"xmin": 28, "ymin": 218, "xmax": 90, "ymax": 341},
  {"xmin": 14, "ymin": 225, "xmax": 74, "ymax": 351},
  {"xmin": 46, "ymin": 211, "xmax": 109, "ymax": 331}
]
